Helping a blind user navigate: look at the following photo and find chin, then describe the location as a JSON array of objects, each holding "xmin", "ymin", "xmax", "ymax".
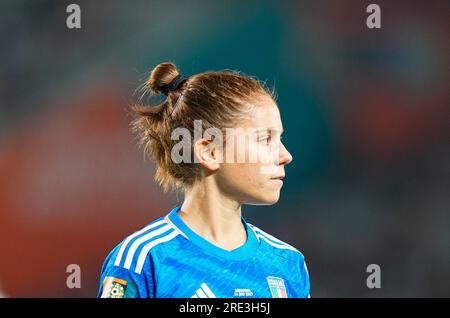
[
  {"xmin": 265, "ymin": 196, "xmax": 280, "ymax": 205},
  {"xmin": 247, "ymin": 193, "xmax": 280, "ymax": 205}
]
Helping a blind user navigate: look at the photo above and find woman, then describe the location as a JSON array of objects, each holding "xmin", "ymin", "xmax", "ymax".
[{"xmin": 98, "ymin": 62, "xmax": 310, "ymax": 298}]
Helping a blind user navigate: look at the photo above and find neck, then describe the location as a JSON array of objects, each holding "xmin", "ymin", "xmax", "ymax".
[{"xmin": 180, "ymin": 176, "xmax": 247, "ymax": 251}]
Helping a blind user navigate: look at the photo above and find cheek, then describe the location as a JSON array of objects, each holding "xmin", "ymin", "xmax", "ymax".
[
  {"xmin": 249, "ymin": 147, "xmax": 279, "ymax": 178},
  {"xmin": 216, "ymin": 164, "xmax": 247, "ymax": 188},
  {"xmin": 248, "ymin": 140, "xmax": 279, "ymax": 164},
  {"xmin": 218, "ymin": 164, "xmax": 264, "ymax": 192},
  {"xmin": 232, "ymin": 164, "xmax": 259, "ymax": 186},
  {"xmin": 238, "ymin": 163, "xmax": 273, "ymax": 192},
  {"xmin": 244, "ymin": 144, "xmax": 277, "ymax": 183},
  {"xmin": 217, "ymin": 141, "xmax": 279, "ymax": 196}
]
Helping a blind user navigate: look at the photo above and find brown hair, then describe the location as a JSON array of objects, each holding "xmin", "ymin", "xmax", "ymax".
[{"xmin": 131, "ymin": 62, "xmax": 275, "ymax": 193}]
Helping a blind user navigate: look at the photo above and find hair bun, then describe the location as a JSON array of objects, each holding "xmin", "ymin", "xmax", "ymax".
[{"xmin": 147, "ymin": 62, "xmax": 182, "ymax": 96}]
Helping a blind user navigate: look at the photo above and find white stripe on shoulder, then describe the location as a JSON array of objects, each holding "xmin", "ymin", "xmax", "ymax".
[
  {"xmin": 134, "ymin": 230, "xmax": 179, "ymax": 274},
  {"xmin": 247, "ymin": 224, "xmax": 260, "ymax": 242},
  {"xmin": 304, "ymin": 261, "xmax": 309, "ymax": 275},
  {"xmin": 164, "ymin": 215, "xmax": 189, "ymax": 239},
  {"xmin": 114, "ymin": 219, "xmax": 166, "ymax": 266},
  {"xmin": 256, "ymin": 234, "xmax": 300, "ymax": 252},
  {"xmin": 123, "ymin": 223, "xmax": 173, "ymax": 270},
  {"xmin": 249, "ymin": 224, "xmax": 300, "ymax": 253}
]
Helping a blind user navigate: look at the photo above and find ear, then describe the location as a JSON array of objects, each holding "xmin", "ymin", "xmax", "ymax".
[{"xmin": 193, "ymin": 137, "xmax": 221, "ymax": 171}]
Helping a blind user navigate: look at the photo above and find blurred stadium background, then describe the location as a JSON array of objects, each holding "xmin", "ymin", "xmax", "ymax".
[{"xmin": 0, "ymin": 0, "xmax": 448, "ymax": 297}]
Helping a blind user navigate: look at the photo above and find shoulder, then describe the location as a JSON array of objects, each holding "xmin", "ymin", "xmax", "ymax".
[
  {"xmin": 247, "ymin": 223, "xmax": 306, "ymax": 262},
  {"xmin": 102, "ymin": 215, "xmax": 183, "ymax": 275}
]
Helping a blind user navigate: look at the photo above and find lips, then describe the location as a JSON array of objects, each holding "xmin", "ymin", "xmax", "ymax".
[{"xmin": 270, "ymin": 175, "xmax": 285, "ymax": 181}]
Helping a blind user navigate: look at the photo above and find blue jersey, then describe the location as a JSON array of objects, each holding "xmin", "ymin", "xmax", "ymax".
[{"xmin": 98, "ymin": 205, "xmax": 310, "ymax": 298}]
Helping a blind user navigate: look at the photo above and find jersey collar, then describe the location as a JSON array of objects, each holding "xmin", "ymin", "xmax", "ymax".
[{"xmin": 167, "ymin": 205, "xmax": 259, "ymax": 261}]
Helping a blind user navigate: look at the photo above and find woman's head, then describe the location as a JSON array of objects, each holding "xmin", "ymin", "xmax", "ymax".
[{"xmin": 132, "ymin": 62, "xmax": 292, "ymax": 204}]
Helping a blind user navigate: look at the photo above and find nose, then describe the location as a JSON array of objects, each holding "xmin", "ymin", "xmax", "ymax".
[{"xmin": 278, "ymin": 142, "xmax": 293, "ymax": 166}]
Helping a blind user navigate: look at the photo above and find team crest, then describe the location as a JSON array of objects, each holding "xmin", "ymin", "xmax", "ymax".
[
  {"xmin": 101, "ymin": 277, "xmax": 127, "ymax": 298},
  {"xmin": 266, "ymin": 276, "xmax": 288, "ymax": 298}
]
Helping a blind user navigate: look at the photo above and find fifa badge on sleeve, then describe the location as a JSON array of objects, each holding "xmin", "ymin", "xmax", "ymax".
[{"xmin": 101, "ymin": 277, "xmax": 128, "ymax": 298}]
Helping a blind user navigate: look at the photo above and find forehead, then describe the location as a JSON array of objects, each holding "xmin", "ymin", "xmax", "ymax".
[{"xmin": 244, "ymin": 99, "xmax": 283, "ymax": 131}]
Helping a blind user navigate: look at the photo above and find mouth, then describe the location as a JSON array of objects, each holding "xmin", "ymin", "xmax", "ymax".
[{"xmin": 270, "ymin": 175, "xmax": 285, "ymax": 181}]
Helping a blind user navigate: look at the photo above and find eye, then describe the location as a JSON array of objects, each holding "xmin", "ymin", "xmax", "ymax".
[{"xmin": 260, "ymin": 136, "xmax": 271, "ymax": 144}]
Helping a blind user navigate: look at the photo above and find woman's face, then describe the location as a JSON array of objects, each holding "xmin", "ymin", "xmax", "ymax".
[{"xmin": 214, "ymin": 97, "xmax": 293, "ymax": 205}]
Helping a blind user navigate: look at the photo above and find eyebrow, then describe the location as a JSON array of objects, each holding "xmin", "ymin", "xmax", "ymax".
[{"xmin": 253, "ymin": 128, "xmax": 284, "ymax": 135}]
